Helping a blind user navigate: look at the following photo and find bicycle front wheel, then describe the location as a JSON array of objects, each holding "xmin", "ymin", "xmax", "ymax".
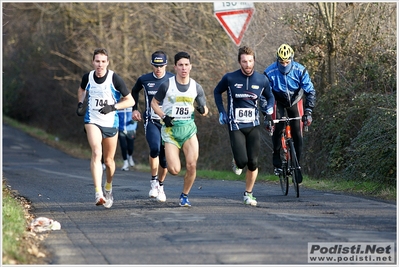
[
  {"xmin": 279, "ymin": 163, "xmax": 289, "ymax": 196},
  {"xmin": 288, "ymin": 140, "xmax": 301, "ymax": 198},
  {"xmin": 291, "ymin": 167, "xmax": 300, "ymax": 198}
]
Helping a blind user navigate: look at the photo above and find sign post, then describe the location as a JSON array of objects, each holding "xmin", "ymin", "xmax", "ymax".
[{"xmin": 213, "ymin": 2, "xmax": 255, "ymax": 46}]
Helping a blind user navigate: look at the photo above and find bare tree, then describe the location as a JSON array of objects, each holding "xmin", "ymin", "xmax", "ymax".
[{"xmin": 317, "ymin": 2, "xmax": 337, "ymax": 86}]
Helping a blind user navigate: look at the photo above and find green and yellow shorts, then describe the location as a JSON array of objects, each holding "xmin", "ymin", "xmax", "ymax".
[{"xmin": 161, "ymin": 120, "xmax": 197, "ymax": 149}]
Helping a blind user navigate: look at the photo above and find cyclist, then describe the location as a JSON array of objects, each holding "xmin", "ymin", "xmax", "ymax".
[
  {"xmin": 264, "ymin": 44, "xmax": 316, "ymax": 182},
  {"xmin": 131, "ymin": 51, "xmax": 174, "ymax": 202},
  {"xmin": 214, "ymin": 46, "xmax": 275, "ymax": 206}
]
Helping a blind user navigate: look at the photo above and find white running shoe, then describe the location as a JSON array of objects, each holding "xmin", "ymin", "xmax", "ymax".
[
  {"xmin": 104, "ymin": 189, "xmax": 113, "ymax": 209},
  {"xmin": 149, "ymin": 179, "xmax": 159, "ymax": 198},
  {"xmin": 156, "ymin": 184, "xmax": 166, "ymax": 202},
  {"xmin": 232, "ymin": 159, "xmax": 242, "ymax": 175},
  {"xmin": 95, "ymin": 192, "xmax": 106, "ymax": 206},
  {"xmin": 102, "ymin": 163, "xmax": 106, "ymax": 171},
  {"xmin": 121, "ymin": 160, "xmax": 129, "ymax": 171},
  {"xmin": 128, "ymin": 155, "xmax": 135, "ymax": 167},
  {"xmin": 243, "ymin": 192, "xmax": 257, "ymax": 206}
]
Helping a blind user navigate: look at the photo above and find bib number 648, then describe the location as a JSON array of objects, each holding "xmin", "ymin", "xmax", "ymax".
[{"xmin": 235, "ymin": 108, "xmax": 255, "ymax": 122}]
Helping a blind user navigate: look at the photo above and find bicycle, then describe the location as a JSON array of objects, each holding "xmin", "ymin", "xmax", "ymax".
[{"xmin": 269, "ymin": 116, "xmax": 307, "ymax": 198}]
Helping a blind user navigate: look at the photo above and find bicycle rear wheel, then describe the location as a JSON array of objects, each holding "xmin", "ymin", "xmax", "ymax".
[{"xmin": 279, "ymin": 163, "xmax": 289, "ymax": 196}]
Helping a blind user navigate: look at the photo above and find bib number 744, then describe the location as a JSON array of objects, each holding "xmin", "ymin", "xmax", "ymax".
[{"xmin": 95, "ymin": 99, "xmax": 109, "ymax": 107}]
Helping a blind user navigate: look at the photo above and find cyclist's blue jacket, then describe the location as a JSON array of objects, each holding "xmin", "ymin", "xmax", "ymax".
[
  {"xmin": 264, "ymin": 60, "xmax": 316, "ymax": 112},
  {"xmin": 214, "ymin": 69, "xmax": 275, "ymax": 131}
]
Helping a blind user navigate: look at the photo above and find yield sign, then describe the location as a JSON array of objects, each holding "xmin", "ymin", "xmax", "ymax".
[{"xmin": 214, "ymin": 2, "xmax": 255, "ymax": 46}]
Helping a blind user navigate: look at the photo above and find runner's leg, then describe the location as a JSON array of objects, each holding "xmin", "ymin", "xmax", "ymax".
[
  {"xmin": 102, "ymin": 134, "xmax": 118, "ymax": 184},
  {"xmin": 146, "ymin": 121, "xmax": 162, "ymax": 177},
  {"xmin": 164, "ymin": 142, "xmax": 181, "ymax": 175},
  {"xmin": 229, "ymin": 129, "xmax": 247, "ymax": 169},
  {"xmin": 181, "ymin": 134, "xmax": 199, "ymax": 195},
  {"xmin": 85, "ymin": 124, "xmax": 104, "ymax": 190},
  {"xmin": 118, "ymin": 131, "xmax": 128, "ymax": 160},
  {"xmin": 245, "ymin": 126, "xmax": 260, "ymax": 192}
]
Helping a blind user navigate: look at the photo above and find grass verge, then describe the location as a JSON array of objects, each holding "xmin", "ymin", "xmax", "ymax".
[
  {"xmin": 2, "ymin": 181, "xmax": 48, "ymax": 265},
  {"xmin": 195, "ymin": 170, "xmax": 396, "ymax": 202}
]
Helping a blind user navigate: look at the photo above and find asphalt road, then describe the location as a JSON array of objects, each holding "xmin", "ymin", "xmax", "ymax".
[{"xmin": 2, "ymin": 123, "xmax": 397, "ymax": 265}]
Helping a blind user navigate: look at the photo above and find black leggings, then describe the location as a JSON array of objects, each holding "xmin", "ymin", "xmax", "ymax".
[
  {"xmin": 145, "ymin": 120, "xmax": 167, "ymax": 169},
  {"xmin": 229, "ymin": 126, "xmax": 260, "ymax": 171},
  {"xmin": 118, "ymin": 131, "xmax": 135, "ymax": 160},
  {"xmin": 272, "ymin": 100, "xmax": 304, "ymax": 168}
]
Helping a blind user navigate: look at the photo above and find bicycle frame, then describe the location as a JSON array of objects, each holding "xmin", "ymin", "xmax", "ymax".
[{"xmin": 271, "ymin": 116, "xmax": 303, "ymax": 197}]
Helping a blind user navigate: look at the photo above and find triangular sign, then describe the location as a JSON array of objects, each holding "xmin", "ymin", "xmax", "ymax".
[{"xmin": 214, "ymin": 9, "xmax": 254, "ymax": 46}]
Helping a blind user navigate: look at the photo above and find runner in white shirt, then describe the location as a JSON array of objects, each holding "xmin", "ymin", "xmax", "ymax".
[
  {"xmin": 76, "ymin": 48, "xmax": 134, "ymax": 208},
  {"xmin": 151, "ymin": 51, "xmax": 208, "ymax": 207}
]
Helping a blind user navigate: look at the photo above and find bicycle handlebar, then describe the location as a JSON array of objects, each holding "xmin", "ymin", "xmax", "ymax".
[
  {"xmin": 272, "ymin": 116, "xmax": 302, "ymax": 123},
  {"xmin": 269, "ymin": 116, "xmax": 309, "ymax": 136}
]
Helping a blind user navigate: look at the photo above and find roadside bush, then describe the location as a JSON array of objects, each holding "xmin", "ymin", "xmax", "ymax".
[{"xmin": 340, "ymin": 93, "xmax": 396, "ymax": 186}]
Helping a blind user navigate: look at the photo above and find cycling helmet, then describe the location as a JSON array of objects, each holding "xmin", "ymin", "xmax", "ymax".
[{"xmin": 277, "ymin": 44, "xmax": 294, "ymax": 61}]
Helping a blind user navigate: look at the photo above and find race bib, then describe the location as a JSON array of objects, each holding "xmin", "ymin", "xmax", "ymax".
[
  {"xmin": 235, "ymin": 108, "xmax": 255, "ymax": 123},
  {"xmin": 171, "ymin": 105, "xmax": 191, "ymax": 120},
  {"xmin": 150, "ymin": 106, "xmax": 162, "ymax": 120}
]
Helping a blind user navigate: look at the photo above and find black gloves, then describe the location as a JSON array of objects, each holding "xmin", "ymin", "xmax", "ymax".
[
  {"xmin": 76, "ymin": 102, "xmax": 85, "ymax": 116},
  {"xmin": 162, "ymin": 115, "xmax": 174, "ymax": 127},
  {"xmin": 302, "ymin": 110, "xmax": 312, "ymax": 126},
  {"xmin": 99, "ymin": 104, "xmax": 116, "ymax": 114},
  {"xmin": 196, "ymin": 106, "xmax": 205, "ymax": 115},
  {"xmin": 264, "ymin": 114, "xmax": 274, "ymax": 133}
]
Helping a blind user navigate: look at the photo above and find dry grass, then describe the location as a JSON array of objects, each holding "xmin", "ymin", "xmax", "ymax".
[{"xmin": 2, "ymin": 182, "xmax": 50, "ymax": 265}]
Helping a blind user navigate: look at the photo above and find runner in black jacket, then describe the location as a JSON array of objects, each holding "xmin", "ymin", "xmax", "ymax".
[
  {"xmin": 214, "ymin": 46, "xmax": 275, "ymax": 206},
  {"xmin": 131, "ymin": 51, "xmax": 174, "ymax": 202}
]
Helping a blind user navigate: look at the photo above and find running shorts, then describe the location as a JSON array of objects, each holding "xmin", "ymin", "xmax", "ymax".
[
  {"xmin": 85, "ymin": 123, "xmax": 118, "ymax": 138},
  {"xmin": 161, "ymin": 120, "xmax": 197, "ymax": 149}
]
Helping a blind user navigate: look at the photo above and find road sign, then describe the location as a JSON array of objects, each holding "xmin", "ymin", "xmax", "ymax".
[{"xmin": 214, "ymin": 2, "xmax": 255, "ymax": 46}]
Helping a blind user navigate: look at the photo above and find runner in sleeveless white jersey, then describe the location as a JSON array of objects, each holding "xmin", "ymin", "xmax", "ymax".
[
  {"xmin": 151, "ymin": 51, "xmax": 208, "ymax": 207},
  {"xmin": 76, "ymin": 48, "xmax": 134, "ymax": 208}
]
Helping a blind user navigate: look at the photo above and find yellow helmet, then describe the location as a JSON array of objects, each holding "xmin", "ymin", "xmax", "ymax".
[{"xmin": 277, "ymin": 44, "xmax": 294, "ymax": 61}]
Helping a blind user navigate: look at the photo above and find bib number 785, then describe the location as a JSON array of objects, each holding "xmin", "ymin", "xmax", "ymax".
[
  {"xmin": 171, "ymin": 105, "xmax": 191, "ymax": 120},
  {"xmin": 174, "ymin": 106, "xmax": 189, "ymax": 116}
]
